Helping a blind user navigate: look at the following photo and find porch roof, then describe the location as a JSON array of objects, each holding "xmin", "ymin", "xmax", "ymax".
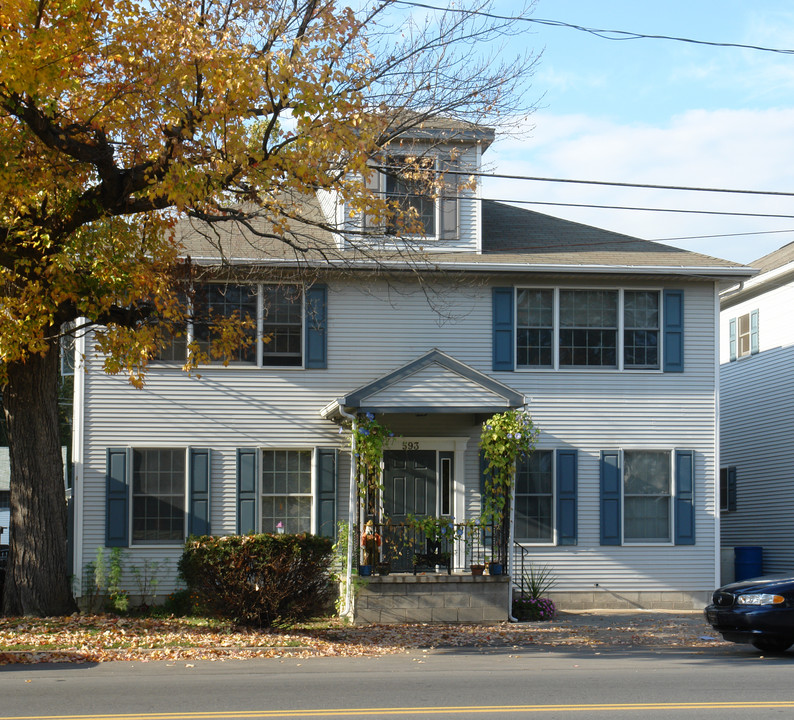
[{"xmin": 320, "ymin": 349, "xmax": 526, "ymax": 420}]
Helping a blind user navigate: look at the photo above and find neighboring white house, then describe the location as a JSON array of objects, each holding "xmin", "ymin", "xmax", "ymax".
[
  {"xmin": 70, "ymin": 122, "xmax": 753, "ymax": 611},
  {"xmin": 720, "ymin": 242, "xmax": 794, "ymax": 577}
]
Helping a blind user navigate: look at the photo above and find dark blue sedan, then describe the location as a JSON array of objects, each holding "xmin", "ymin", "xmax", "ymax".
[{"xmin": 705, "ymin": 575, "xmax": 794, "ymax": 652}]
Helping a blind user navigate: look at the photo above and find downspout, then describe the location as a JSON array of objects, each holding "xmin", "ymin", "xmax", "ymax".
[
  {"xmin": 507, "ymin": 463, "xmax": 518, "ymax": 622},
  {"xmin": 337, "ymin": 404, "xmax": 358, "ymax": 618}
]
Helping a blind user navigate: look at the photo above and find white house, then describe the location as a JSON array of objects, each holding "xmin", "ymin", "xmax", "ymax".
[
  {"xmin": 70, "ymin": 122, "xmax": 753, "ymax": 616},
  {"xmin": 720, "ymin": 242, "xmax": 794, "ymax": 578}
]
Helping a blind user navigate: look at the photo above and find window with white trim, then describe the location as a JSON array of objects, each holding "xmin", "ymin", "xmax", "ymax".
[
  {"xmin": 514, "ymin": 450, "xmax": 554, "ymax": 542},
  {"xmin": 131, "ymin": 448, "xmax": 186, "ymax": 544},
  {"xmin": 623, "ymin": 450, "xmax": 671, "ymax": 543},
  {"xmin": 261, "ymin": 450, "xmax": 312, "ymax": 534},
  {"xmin": 383, "ymin": 155, "xmax": 437, "ymax": 236},
  {"xmin": 515, "ymin": 288, "xmax": 661, "ymax": 370},
  {"xmin": 153, "ymin": 283, "xmax": 306, "ymax": 367},
  {"xmin": 262, "ymin": 285, "xmax": 303, "ymax": 367}
]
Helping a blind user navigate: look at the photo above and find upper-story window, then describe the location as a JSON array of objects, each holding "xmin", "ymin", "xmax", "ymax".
[
  {"xmin": 728, "ymin": 310, "xmax": 759, "ymax": 361},
  {"xmin": 384, "ymin": 156, "xmax": 436, "ymax": 237},
  {"xmin": 515, "ymin": 288, "xmax": 660, "ymax": 370},
  {"xmin": 360, "ymin": 153, "xmax": 459, "ymax": 242},
  {"xmin": 193, "ymin": 284, "xmax": 258, "ymax": 364},
  {"xmin": 152, "ymin": 283, "xmax": 327, "ymax": 369}
]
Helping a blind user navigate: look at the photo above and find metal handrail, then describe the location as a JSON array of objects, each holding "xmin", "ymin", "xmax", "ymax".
[{"xmin": 357, "ymin": 519, "xmax": 503, "ymax": 574}]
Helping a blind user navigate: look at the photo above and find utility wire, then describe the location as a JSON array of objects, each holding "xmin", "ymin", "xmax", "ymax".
[
  {"xmin": 392, "ymin": 1, "xmax": 794, "ymax": 55},
  {"xmin": 484, "ymin": 197, "xmax": 794, "ymax": 220},
  {"xmin": 375, "ymin": 162, "xmax": 794, "ymax": 198}
]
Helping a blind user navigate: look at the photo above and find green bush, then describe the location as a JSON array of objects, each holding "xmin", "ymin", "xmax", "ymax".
[{"xmin": 178, "ymin": 534, "xmax": 334, "ymax": 627}]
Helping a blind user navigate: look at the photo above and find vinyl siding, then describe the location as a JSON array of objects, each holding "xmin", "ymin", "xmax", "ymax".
[
  {"xmin": 720, "ymin": 281, "xmax": 794, "ymax": 573},
  {"xmin": 77, "ymin": 275, "xmax": 719, "ymax": 597}
]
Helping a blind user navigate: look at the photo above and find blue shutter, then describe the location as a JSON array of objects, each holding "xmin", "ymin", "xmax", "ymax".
[
  {"xmin": 188, "ymin": 448, "xmax": 211, "ymax": 537},
  {"xmin": 729, "ymin": 318, "xmax": 737, "ymax": 361},
  {"xmin": 492, "ymin": 287, "xmax": 514, "ymax": 371},
  {"xmin": 600, "ymin": 451, "xmax": 621, "ymax": 545},
  {"xmin": 237, "ymin": 449, "xmax": 258, "ymax": 535},
  {"xmin": 105, "ymin": 448, "xmax": 129, "ymax": 548},
  {"xmin": 305, "ymin": 285, "xmax": 328, "ymax": 369},
  {"xmin": 750, "ymin": 310, "xmax": 759, "ymax": 355},
  {"xmin": 674, "ymin": 450, "xmax": 695, "ymax": 545},
  {"xmin": 727, "ymin": 466, "xmax": 737, "ymax": 512},
  {"xmin": 663, "ymin": 289, "xmax": 684, "ymax": 372},
  {"xmin": 556, "ymin": 449, "xmax": 578, "ymax": 546},
  {"xmin": 317, "ymin": 448, "xmax": 337, "ymax": 538}
]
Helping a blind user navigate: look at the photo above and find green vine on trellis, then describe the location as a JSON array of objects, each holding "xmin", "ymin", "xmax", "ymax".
[
  {"xmin": 479, "ymin": 408, "xmax": 538, "ymax": 524},
  {"xmin": 349, "ymin": 412, "xmax": 394, "ymax": 497}
]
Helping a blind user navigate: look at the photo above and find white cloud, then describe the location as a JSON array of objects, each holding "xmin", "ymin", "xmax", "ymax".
[{"xmin": 485, "ymin": 108, "xmax": 794, "ymax": 263}]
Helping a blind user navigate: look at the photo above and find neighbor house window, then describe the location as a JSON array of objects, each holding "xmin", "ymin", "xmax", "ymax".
[
  {"xmin": 384, "ymin": 156, "xmax": 436, "ymax": 236},
  {"xmin": 559, "ymin": 290, "xmax": 618, "ymax": 367},
  {"xmin": 514, "ymin": 450, "xmax": 554, "ymax": 542},
  {"xmin": 261, "ymin": 450, "xmax": 312, "ymax": 534},
  {"xmin": 720, "ymin": 466, "xmax": 737, "ymax": 512},
  {"xmin": 729, "ymin": 310, "xmax": 759, "ymax": 361},
  {"xmin": 516, "ymin": 289, "xmax": 554, "ymax": 368},
  {"xmin": 623, "ymin": 450, "xmax": 671, "ymax": 543},
  {"xmin": 0, "ymin": 490, "xmax": 9, "ymax": 510},
  {"xmin": 623, "ymin": 291, "xmax": 659, "ymax": 368},
  {"xmin": 262, "ymin": 285, "xmax": 303, "ymax": 367},
  {"xmin": 131, "ymin": 449, "xmax": 185, "ymax": 544}
]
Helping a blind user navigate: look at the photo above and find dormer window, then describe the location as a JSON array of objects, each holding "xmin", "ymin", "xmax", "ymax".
[
  {"xmin": 383, "ymin": 155, "xmax": 437, "ymax": 236},
  {"xmin": 361, "ymin": 153, "xmax": 460, "ymax": 243}
]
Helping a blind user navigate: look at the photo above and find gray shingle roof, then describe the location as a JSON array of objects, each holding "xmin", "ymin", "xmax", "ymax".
[{"xmin": 176, "ymin": 198, "xmax": 752, "ymax": 275}]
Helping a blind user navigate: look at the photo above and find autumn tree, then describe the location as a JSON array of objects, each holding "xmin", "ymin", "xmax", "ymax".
[{"xmin": 0, "ymin": 0, "xmax": 539, "ymax": 615}]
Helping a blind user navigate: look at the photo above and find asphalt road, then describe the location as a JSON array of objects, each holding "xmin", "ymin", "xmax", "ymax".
[{"xmin": 1, "ymin": 644, "xmax": 793, "ymax": 719}]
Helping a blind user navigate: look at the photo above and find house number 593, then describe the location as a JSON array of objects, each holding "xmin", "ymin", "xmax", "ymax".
[{"xmin": 402, "ymin": 441, "xmax": 420, "ymax": 451}]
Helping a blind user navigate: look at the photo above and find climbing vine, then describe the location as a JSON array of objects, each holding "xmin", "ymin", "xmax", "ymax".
[
  {"xmin": 479, "ymin": 409, "xmax": 538, "ymax": 523},
  {"xmin": 349, "ymin": 412, "xmax": 393, "ymax": 496}
]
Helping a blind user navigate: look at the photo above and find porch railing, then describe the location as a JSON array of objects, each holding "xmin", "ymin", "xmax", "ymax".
[{"xmin": 358, "ymin": 519, "xmax": 504, "ymax": 574}]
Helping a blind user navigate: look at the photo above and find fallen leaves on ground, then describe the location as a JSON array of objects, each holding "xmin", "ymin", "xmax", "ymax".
[{"xmin": 0, "ymin": 612, "xmax": 724, "ymax": 665}]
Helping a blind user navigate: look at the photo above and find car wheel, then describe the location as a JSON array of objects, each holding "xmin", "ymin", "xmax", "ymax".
[{"xmin": 750, "ymin": 637, "xmax": 793, "ymax": 653}]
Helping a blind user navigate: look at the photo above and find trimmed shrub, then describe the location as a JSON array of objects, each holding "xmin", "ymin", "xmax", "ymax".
[
  {"xmin": 513, "ymin": 596, "xmax": 556, "ymax": 622},
  {"xmin": 178, "ymin": 534, "xmax": 334, "ymax": 627}
]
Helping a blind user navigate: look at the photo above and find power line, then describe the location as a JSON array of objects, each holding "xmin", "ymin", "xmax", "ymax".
[
  {"xmin": 376, "ymin": 162, "xmax": 794, "ymax": 198},
  {"xmin": 484, "ymin": 196, "xmax": 794, "ymax": 220},
  {"xmin": 392, "ymin": 1, "xmax": 794, "ymax": 55},
  {"xmin": 649, "ymin": 228, "xmax": 794, "ymax": 243}
]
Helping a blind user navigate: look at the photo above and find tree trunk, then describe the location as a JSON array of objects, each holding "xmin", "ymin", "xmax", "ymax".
[{"xmin": 2, "ymin": 337, "xmax": 77, "ymax": 616}]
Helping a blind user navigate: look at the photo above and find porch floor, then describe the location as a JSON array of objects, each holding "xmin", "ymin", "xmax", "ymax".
[{"xmin": 352, "ymin": 572, "xmax": 510, "ymax": 624}]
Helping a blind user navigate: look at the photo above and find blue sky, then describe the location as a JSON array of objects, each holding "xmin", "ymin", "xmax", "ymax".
[{"xmin": 480, "ymin": 0, "xmax": 794, "ymax": 264}]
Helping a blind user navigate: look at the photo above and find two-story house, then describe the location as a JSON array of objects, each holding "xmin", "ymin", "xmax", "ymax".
[
  {"xmin": 720, "ymin": 242, "xmax": 794, "ymax": 579},
  {"xmin": 70, "ymin": 121, "xmax": 752, "ymax": 617}
]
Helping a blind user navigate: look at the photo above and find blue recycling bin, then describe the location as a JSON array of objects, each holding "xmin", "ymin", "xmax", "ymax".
[{"xmin": 734, "ymin": 546, "xmax": 763, "ymax": 582}]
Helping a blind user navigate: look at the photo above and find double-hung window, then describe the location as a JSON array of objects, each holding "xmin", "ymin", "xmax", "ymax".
[
  {"xmin": 262, "ymin": 285, "xmax": 303, "ymax": 367},
  {"xmin": 193, "ymin": 284, "xmax": 258, "ymax": 364},
  {"xmin": 131, "ymin": 448, "xmax": 186, "ymax": 545},
  {"xmin": 514, "ymin": 288, "xmax": 661, "ymax": 370},
  {"xmin": 623, "ymin": 450, "xmax": 671, "ymax": 543},
  {"xmin": 514, "ymin": 450, "xmax": 554, "ymax": 542},
  {"xmin": 623, "ymin": 291, "xmax": 659, "ymax": 368},
  {"xmin": 261, "ymin": 450, "xmax": 312, "ymax": 534},
  {"xmin": 516, "ymin": 289, "xmax": 554, "ymax": 368},
  {"xmin": 559, "ymin": 290, "xmax": 618, "ymax": 368},
  {"xmin": 383, "ymin": 155, "xmax": 436, "ymax": 237},
  {"xmin": 153, "ymin": 283, "xmax": 315, "ymax": 368}
]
